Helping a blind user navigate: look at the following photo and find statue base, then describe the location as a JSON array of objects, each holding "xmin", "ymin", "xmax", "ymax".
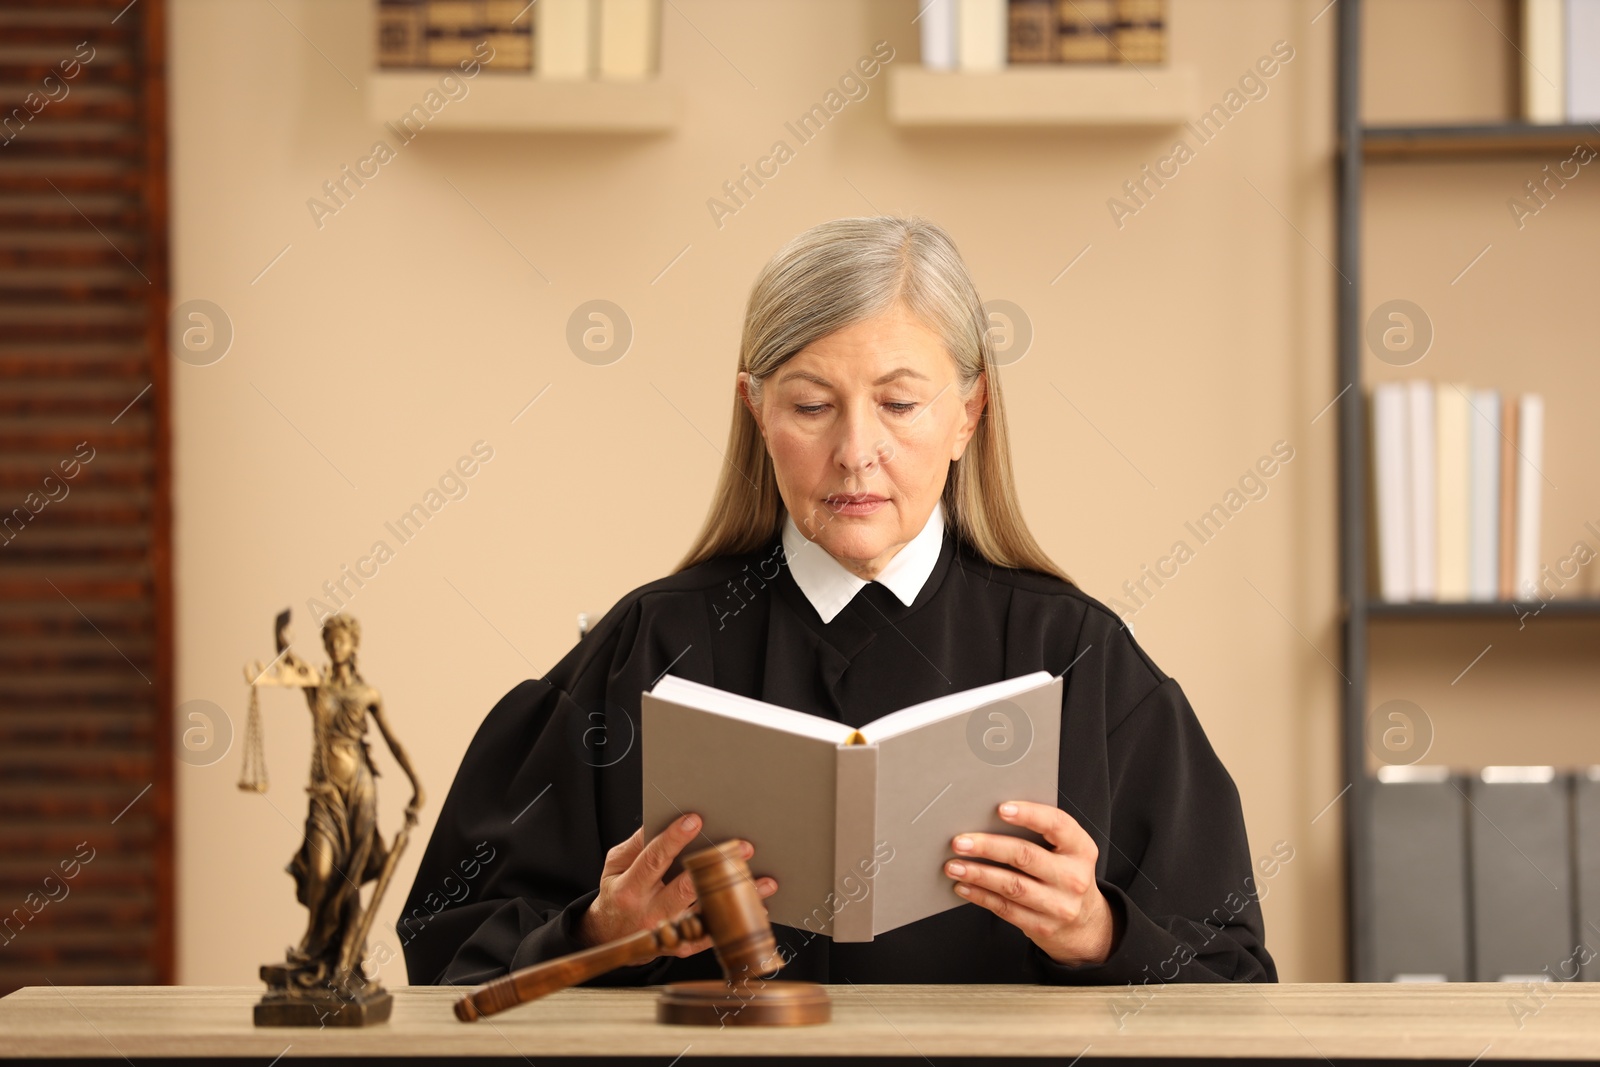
[
  {"xmin": 656, "ymin": 979, "xmax": 831, "ymax": 1027},
  {"xmin": 253, "ymin": 962, "xmax": 393, "ymax": 1028}
]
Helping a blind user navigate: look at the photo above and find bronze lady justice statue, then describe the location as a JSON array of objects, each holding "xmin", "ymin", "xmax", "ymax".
[{"xmin": 242, "ymin": 609, "xmax": 424, "ymax": 1025}]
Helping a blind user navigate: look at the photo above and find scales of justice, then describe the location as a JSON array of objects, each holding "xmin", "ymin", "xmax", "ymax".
[{"xmin": 239, "ymin": 609, "xmax": 424, "ymax": 1027}]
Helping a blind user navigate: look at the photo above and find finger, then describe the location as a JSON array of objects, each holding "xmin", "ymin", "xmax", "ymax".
[
  {"xmin": 672, "ymin": 932, "xmax": 715, "ymax": 958},
  {"xmin": 605, "ymin": 827, "xmax": 645, "ymax": 875},
  {"xmin": 627, "ymin": 814, "xmax": 702, "ymax": 891},
  {"xmin": 997, "ymin": 800, "xmax": 1094, "ymax": 856},
  {"xmin": 945, "ymin": 852, "xmax": 1088, "ymax": 923},
  {"xmin": 950, "ymin": 877, "xmax": 1052, "ymax": 941},
  {"xmin": 951, "ymin": 831, "xmax": 1064, "ymax": 884}
]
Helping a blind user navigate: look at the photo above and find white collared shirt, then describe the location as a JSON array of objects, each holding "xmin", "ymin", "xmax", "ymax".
[{"xmin": 780, "ymin": 499, "xmax": 947, "ymax": 624}]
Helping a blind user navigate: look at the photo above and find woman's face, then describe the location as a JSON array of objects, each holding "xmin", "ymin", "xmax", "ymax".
[{"xmin": 739, "ymin": 302, "xmax": 985, "ymax": 581}]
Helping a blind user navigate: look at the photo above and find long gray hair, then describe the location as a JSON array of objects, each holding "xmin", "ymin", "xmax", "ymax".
[{"xmin": 674, "ymin": 215, "xmax": 1072, "ymax": 586}]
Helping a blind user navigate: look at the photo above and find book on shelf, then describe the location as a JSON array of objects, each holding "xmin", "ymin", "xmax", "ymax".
[
  {"xmin": 1369, "ymin": 381, "xmax": 1544, "ymax": 604},
  {"xmin": 1570, "ymin": 0, "xmax": 1600, "ymax": 121},
  {"xmin": 1057, "ymin": 0, "xmax": 1114, "ymax": 62},
  {"xmin": 1007, "ymin": 0, "xmax": 1057, "ymax": 64},
  {"xmin": 1524, "ymin": 0, "xmax": 1566, "ymax": 122},
  {"xmin": 597, "ymin": 0, "xmax": 658, "ymax": 80},
  {"xmin": 639, "ymin": 670, "xmax": 1063, "ymax": 941},
  {"xmin": 376, "ymin": 0, "xmax": 532, "ymax": 72},
  {"xmin": 1467, "ymin": 387, "xmax": 1501, "ymax": 600},
  {"xmin": 919, "ymin": 0, "xmax": 958, "ymax": 70},
  {"xmin": 1522, "ymin": 0, "xmax": 1600, "ymax": 122},
  {"xmin": 538, "ymin": 0, "xmax": 593, "ymax": 78},
  {"xmin": 1513, "ymin": 394, "xmax": 1545, "ymax": 599},
  {"xmin": 1407, "ymin": 380, "xmax": 1437, "ymax": 601},
  {"xmin": 925, "ymin": 0, "xmax": 1168, "ymax": 70},
  {"xmin": 959, "ymin": 0, "xmax": 1008, "ymax": 71},
  {"xmin": 1113, "ymin": 0, "xmax": 1165, "ymax": 64},
  {"xmin": 1435, "ymin": 384, "xmax": 1470, "ymax": 601}
]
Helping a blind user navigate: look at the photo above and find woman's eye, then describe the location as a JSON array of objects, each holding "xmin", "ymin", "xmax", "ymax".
[
  {"xmin": 795, "ymin": 404, "xmax": 826, "ymax": 415},
  {"xmin": 885, "ymin": 402, "xmax": 916, "ymax": 414}
]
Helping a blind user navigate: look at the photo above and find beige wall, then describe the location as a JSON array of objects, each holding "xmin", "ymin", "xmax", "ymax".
[{"xmin": 170, "ymin": 0, "xmax": 1353, "ymax": 986}]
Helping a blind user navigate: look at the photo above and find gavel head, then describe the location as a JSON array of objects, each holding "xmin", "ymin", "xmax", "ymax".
[{"xmin": 682, "ymin": 839, "xmax": 783, "ymax": 985}]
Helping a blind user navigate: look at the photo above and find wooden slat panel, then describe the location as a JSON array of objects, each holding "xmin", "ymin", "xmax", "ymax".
[{"xmin": 0, "ymin": 0, "xmax": 171, "ymax": 997}]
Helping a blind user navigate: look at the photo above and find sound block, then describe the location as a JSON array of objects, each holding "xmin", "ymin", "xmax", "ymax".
[{"xmin": 657, "ymin": 979, "xmax": 830, "ymax": 1027}]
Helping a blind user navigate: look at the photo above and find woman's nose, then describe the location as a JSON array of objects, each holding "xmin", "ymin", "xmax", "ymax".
[{"xmin": 832, "ymin": 403, "xmax": 886, "ymax": 475}]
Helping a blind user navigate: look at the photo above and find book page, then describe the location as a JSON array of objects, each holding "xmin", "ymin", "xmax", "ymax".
[
  {"xmin": 650, "ymin": 673, "xmax": 854, "ymax": 744},
  {"xmin": 856, "ymin": 670, "xmax": 1055, "ymax": 744}
]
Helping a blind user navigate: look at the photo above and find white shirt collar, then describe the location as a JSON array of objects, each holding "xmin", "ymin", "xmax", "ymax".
[{"xmin": 780, "ymin": 499, "xmax": 947, "ymax": 624}]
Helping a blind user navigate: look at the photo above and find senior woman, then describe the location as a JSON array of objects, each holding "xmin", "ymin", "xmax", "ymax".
[{"xmin": 401, "ymin": 216, "xmax": 1276, "ymax": 987}]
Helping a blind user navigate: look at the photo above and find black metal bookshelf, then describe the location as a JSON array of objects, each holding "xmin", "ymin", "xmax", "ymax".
[
  {"xmin": 1334, "ymin": 0, "xmax": 1599, "ymax": 983},
  {"xmin": 1362, "ymin": 122, "xmax": 1600, "ymax": 159},
  {"xmin": 1366, "ymin": 599, "xmax": 1600, "ymax": 620}
]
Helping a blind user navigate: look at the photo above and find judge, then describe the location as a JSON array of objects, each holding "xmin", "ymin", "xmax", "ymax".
[{"xmin": 401, "ymin": 215, "xmax": 1277, "ymax": 988}]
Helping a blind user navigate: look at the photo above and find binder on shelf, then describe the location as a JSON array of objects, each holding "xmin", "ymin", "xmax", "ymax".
[
  {"xmin": 1468, "ymin": 767, "xmax": 1572, "ymax": 982},
  {"xmin": 1366, "ymin": 766, "xmax": 1469, "ymax": 982},
  {"xmin": 1575, "ymin": 768, "xmax": 1600, "ymax": 981}
]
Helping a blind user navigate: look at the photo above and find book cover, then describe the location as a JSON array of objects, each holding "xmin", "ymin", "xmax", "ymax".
[
  {"xmin": 1513, "ymin": 394, "xmax": 1545, "ymax": 599},
  {"xmin": 1498, "ymin": 394, "xmax": 1519, "ymax": 600},
  {"xmin": 377, "ymin": 0, "xmax": 428, "ymax": 69},
  {"xmin": 1058, "ymin": 0, "xmax": 1114, "ymax": 62},
  {"xmin": 1114, "ymin": 0, "xmax": 1165, "ymax": 64},
  {"xmin": 1008, "ymin": 0, "xmax": 1057, "ymax": 64},
  {"xmin": 1407, "ymin": 380, "xmax": 1437, "ymax": 600},
  {"xmin": 919, "ymin": 0, "xmax": 958, "ymax": 70},
  {"xmin": 1435, "ymin": 384, "xmax": 1470, "ymax": 601},
  {"xmin": 1467, "ymin": 388, "xmax": 1500, "ymax": 601},
  {"xmin": 598, "ymin": 0, "xmax": 657, "ymax": 80},
  {"xmin": 539, "ymin": 0, "xmax": 594, "ymax": 78},
  {"xmin": 1524, "ymin": 0, "xmax": 1567, "ymax": 122},
  {"xmin": 1568, "ymin": 0, "xmax": 1600, "ymax": 121},
  {"xmin": 959, "ymin": 0, "xmax": 1009, "ymax": 71},
  {"xmin": 1372, "ymin": 383, "xmax": 1412, "ymax": 603},
  {"xmin": 640, "ymin": 671, "xmax": 1063, "ymax": 941}
]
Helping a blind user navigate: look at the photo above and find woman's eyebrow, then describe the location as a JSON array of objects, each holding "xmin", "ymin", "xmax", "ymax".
[{"xmin": 778, "ymin": 367, "xmax": 932, "ymax": 387}]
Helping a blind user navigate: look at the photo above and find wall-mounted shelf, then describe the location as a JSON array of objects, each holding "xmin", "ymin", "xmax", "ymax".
[
  {"xmin": 366, "ymin": 73, "xmax": 680, "ymax": 133},
  {"xmin": 1366, "ymin": 599, "xmax": 1600, "ymax": 620},
  {"xmin": 887, "ymin": 65, "xmax": 1198, "ymax": 129},
  {"xmin": 1362, "ymin": 122, "xmax": 1600, "ymax": 160}
]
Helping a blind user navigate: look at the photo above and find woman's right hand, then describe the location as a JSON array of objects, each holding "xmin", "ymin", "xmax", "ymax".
[{"xmin": 575, "ymin": 813, "xmax": 779, "ymax": 958}]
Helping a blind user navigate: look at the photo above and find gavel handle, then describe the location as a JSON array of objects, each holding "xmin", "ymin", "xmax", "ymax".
[{"xmin": 454, "ymin": 911, "xmax": 705, "ymax": 1021}]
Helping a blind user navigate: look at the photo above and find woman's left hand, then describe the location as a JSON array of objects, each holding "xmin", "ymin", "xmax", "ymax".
[{"xmin": 944, "ymin": 799, "xmax": 1119, "ymax": 967}]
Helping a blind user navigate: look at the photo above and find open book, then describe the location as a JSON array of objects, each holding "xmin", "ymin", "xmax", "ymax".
[{"xmin": 639, "ymin": 671, "xmax": 1062, "ymax": 942}]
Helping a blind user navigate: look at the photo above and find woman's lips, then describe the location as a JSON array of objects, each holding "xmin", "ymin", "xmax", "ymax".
[{"xmin": 827, "ymin": 494, "xmax": 886, "ymax": 516}]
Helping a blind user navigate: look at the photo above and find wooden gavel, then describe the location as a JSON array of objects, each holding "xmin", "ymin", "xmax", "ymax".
[{"xmin": 454, "ymin": 838, "xmax": 784, "ymax": 1022}]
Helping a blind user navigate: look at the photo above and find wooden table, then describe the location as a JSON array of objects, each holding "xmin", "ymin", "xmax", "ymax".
[{"xmin": 2, "ymin": 983, "xmax": 1598, "ymax": 1063}]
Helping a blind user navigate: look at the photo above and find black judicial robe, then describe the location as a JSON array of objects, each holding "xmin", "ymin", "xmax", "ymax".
[{"xmin": 400, "ymin": 525, "xmax": 1277, "ymax": 987}]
